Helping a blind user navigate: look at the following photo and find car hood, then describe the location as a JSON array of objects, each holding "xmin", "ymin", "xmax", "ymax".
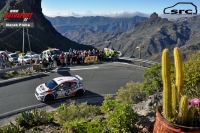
[{"xmin": 36, "ymin": 84, "xmax": 50, "ymax": 93}]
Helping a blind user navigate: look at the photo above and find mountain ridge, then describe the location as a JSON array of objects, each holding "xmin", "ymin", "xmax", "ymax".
[{"xmin": 0, "ymin": 0, "xmax": 94, "ymax": 53}]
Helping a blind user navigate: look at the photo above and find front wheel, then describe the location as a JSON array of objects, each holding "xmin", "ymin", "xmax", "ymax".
[{"xmin": 45, "ymin": 95, "xmax": 54, "ymax": 102}]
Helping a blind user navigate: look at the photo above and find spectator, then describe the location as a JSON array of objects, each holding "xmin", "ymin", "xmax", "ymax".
[
  {"xmin": 3, "ymin": 52, "xmax": 7, "ymax": 66},
  {"xmin": 59, "ymin": 51, "xmax": 65, "ymax": 67},
  {"xmin": 48, "ymin": 54, "xmax": 53, "ymax": 67},
  {"xmin": 0, "ymin": 54, "xmax": 2, "ymax": 68},
  {"xmin": 42, "ymin": 58, "xmax": 48, "ymax": 68},
  {"xmin": 69, "ymin": 48, "xmax": 72, "ymax": 54},
  {"xmin": 64, "ymin": 53, "xmax": 68, "ymax": 67},
  {"xmin": 5, "ymin": 49, "xmax": 9, "ymax": 61}
]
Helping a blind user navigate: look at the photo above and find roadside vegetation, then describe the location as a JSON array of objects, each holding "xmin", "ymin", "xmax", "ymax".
[{"xmin": 1, "ymin": 52, "xmax": 200, "ymax": 132}]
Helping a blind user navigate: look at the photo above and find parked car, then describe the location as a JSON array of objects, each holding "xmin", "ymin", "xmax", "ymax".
[
  {"xmin": 18, "ymin": 55, "xmax": 31, "ymax": 64},
  {"xmin": 26, "ymin": 51, "xmax": 37, "ymax": 57},
  {"xmin": 8, "ymin": 53, "xmax": 19, "ymax": 63},
  {"xmin": 0, "ymin": 51, "xmax": 6, "ymax": 55},
  {"xmin": 35, "ymin": 75, "xmax": 85, "ymax": 102}
]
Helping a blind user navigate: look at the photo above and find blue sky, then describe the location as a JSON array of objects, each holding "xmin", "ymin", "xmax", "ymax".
[{"xmin": 42, "ymin": 0, "xmax": 200, "ymax": 18}]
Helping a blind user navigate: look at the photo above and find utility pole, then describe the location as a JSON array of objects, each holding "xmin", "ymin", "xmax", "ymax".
[
  {"xmin": 136, "ymin": 46, "xmax": 142, "ymax": 66},
  {"xmin": 22, "ymin": 9, "xmax": 24, "ymax": 65}
]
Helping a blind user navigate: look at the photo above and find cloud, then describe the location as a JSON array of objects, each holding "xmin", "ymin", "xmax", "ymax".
[
  {"xmin": 97, "ymin": 11, "xmax": 151, "ymax": 18},
  {"xmin": 42, "ymin": 8, "xmax": 198, "ymax": 20}
]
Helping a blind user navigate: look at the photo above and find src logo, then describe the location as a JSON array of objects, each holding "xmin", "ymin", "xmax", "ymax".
[
  {"xmin": 163, "ymin": 2, "xmax": 198, "ymax": 15},
  {"xmin": 4, "ymin": 9, "xmax": 33, "ymax": 21}
]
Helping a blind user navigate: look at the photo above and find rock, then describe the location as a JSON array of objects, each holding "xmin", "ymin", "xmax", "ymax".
[
  {"xmin": 132, "ymin": 92, "xmax": 162, "ymax": 132},
  {"xmin": 150, "ymin": 12, "xmax": 158, "ymax": 19}
]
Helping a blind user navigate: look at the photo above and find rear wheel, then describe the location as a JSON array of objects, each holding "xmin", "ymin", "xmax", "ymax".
[
  {"xmin": 45, "ymin": 95, "xmax": 54, "ymax": 102},
  {"xmin": 75, "ymin": 89, "xmax": 84, "ymax": 97}
]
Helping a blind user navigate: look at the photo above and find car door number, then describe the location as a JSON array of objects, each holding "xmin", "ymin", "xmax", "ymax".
[{"xmin": 65, "ymin": 89, "xmax": 71, "ymax": 96}]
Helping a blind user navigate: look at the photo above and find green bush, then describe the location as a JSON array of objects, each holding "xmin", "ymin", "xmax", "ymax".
[
  {"xmin": 15, "ymin": 109, "xmax": 51, "ymax": 128},
  {"xmin": 104, "ymin": 94, "xmax": 115, "ymax": 101},
  {"xmin": 57, "ymin": 101, "xmax": 101, "ymax": 125},
  {"xmin": 63, "ymin": 98, "xmax": 139, "ymax": 133},
  {"xmin": 116, "ymin": 81, "xmax": 145, "ymax": 104},
  {"xmin": 63, "ymin": 118, "xmax": 107, "ymax": 133},
  {"xmin": 140, "ymin": 63, "xmax": 175, "ymax": 96},
  {"xmin": 0, "ymin": 122, "xmax": 24, "ymax": 133},
  {"xmin": 140, "ymin": 53, "xmax": 200, "ymax": 98},
  {"xmin": 182, "ymin": 53, "xmax": 200, "ymax": 98},
  {"xmin": 101, "ymin": 99, "xmax": 139, "ymax": 133},
  {"xmin": 140, "ymin": 63, "xmax": 162, "ymax": 96}
]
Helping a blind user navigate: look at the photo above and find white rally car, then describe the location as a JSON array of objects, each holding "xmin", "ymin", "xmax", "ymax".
[{"xmin": 35, "ymin": 75, "xmax": 85, "ymax": 102}]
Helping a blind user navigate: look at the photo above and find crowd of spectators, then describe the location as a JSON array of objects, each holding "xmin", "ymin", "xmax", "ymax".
[{"xmin": 42, "ymin": 48, "xmax": 116, "ymax": 68}]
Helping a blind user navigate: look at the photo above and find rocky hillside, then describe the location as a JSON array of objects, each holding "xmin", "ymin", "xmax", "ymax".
[
  {"xmin": 46, "ymin": 16, "xmax": 148, "ymax": 34},
  {"xmin": 62, "ymin": 13, "xmax": 200, "ymax": 61},
  {"xmin": 0, "ymin": 0, "xmax": 94, "ymax": 53},
  {"xmin": 174, "ymin": 15, "xmax": 200, "ymax": 31},
  {"xmin": 64, "ymin": 13, "xmax": 191, "ymax": 58}
]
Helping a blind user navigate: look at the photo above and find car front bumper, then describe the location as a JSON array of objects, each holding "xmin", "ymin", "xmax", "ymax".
[{"xmin": 35, "ymin": 93, "xmax": 45, "ymax": 102}]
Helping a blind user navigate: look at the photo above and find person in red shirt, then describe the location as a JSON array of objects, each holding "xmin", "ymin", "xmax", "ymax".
[{"xmin": 59, "ymin": 51, "xmax": 65, "ymax": 66}]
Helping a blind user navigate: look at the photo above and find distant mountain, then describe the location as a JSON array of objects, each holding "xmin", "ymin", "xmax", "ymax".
[
  {"xmin": 46, "ymin": 16, "xmax": 148, "ymax": 34},
  {"xmin": 0, "ymin": 0, "xmax": 94, "ymax": 53},
  {"xmin": 65, "ymin": 13, "xmax": 198, "ymax": 60},
  {"xmin": 174, "ymin": 15, "xmax": 200, "ymax": 31},
  {"xmin": 63, "ymin": 28, "xmax": 126, "ymax": 46}
]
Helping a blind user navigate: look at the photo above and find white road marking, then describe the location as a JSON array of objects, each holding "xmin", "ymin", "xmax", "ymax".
[
  {"xmin": 50, "ymin": 66, "xmax": 99, "ymax": 72},
  {"xmin": 119, "ymin": 62, "xmax": 148, "ymax": 69},
  {"xmin": 70, "ymin": 66, "xmax": 99, "ymax": 71}
]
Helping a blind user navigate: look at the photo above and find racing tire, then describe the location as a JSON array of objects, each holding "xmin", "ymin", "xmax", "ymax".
[
  {"xmin": 75, "ymin": 89, "xmax": 84, "ymax": 97},
  {"xmin": 45, "ymin": 94, "xmax": 54, "ymax": 102}
]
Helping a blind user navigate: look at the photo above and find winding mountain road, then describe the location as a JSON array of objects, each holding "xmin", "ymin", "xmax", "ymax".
[{"xmin": 0, "ymin": 62, "xmax": 146, "ymax": 116}]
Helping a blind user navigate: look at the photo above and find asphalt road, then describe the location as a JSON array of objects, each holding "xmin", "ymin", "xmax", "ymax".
[{"xmin": 0, "ymin": 62, "xmax": 146, "ymax": 116}]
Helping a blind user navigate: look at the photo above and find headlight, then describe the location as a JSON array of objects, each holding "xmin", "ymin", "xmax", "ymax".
[{"xmin": 39, "ymin": 92, "xmax": 45, "ymax": 95}]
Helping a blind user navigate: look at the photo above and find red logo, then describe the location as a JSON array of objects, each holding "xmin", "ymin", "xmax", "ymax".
[{"xmin": 4, "ymin": 10, "xmax": 33, "ymax": 21}]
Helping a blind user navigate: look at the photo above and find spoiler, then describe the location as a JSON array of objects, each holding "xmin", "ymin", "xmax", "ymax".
[{"xmin": 74, "ymin": 75, "xmax": 83, "ymax": 81}]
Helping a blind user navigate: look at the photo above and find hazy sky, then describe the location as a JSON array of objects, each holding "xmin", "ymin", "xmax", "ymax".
[{"xmin": 41, "ymin": 0, "xmax": 200, "ymax": 18}]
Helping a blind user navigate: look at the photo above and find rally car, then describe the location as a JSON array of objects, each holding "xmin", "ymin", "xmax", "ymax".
[{"xmin": 35, "ymin": 75, "xmax": 85, "ymax": 102}]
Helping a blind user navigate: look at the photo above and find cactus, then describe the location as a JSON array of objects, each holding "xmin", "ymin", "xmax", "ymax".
[
  {"xmin": 178, "ymin": 95, "xmax": 188, "ymax": 124},
  {"xmin": 187, "ymin": 104, "xmax": 196, "ymax": 121},
  {"xmin": 161, "ymin": 47, "xmax": 196, "ymax": 125},
  {"xmin": 172, "ymin": 84, "xmax": 178, "ymax": 117},
  {"xmin": 162, "ymin": 49, "xmax": 172, "ymax": 120},
  {"xmin": 174, "ymin": 47, "xmax": 183, "ymax": 97}
]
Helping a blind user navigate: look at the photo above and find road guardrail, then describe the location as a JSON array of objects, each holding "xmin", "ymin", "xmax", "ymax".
[
  {"xmin": 118, "ymin": 57, "xmax": 158, "ymax": 65},
  {"xmin": 0, "ymin": 57, "xmax": 158, "ymax": 73},
  {"xmin": 0, "ymin": 64, "xmax": 32, "ymax": 73}
]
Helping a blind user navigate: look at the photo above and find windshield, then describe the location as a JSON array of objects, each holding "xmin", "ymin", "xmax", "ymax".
[
  {"xmin": 50, "ymin": 50, "xmax": 61, "ymax": 55},
  {"xmin": 45, "ymin": 79, "xmax": 58, "ymax": 89},
  {"xmin": 11, "ymin": 54, "xmax": 18, "ymax": 57},
  {"xmin": 24, "ymin": 56, "xmax": 31, "ymax": 59}
]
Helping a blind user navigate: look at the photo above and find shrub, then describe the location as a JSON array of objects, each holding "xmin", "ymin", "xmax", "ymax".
[
  {"xmin": 104, "ymin": 94, "xmax": 115, "ymax": 101},
  {"xmin": 140, "ymin": 63, "xmax": 162, "ymax": 96},
  {"xmin": 182, "ymin": 53, "xmax": 200, "ymax": 98},
  {"xmin": 15, "ymin": 109, "xmax": 51, "ymax": 127},
  {"xmin": 101, "ymin": 99, "xmax": 139, "ymax": 133},
  {"xmin": 63, "ymin": 98, "xmax": 139, "ymax": 133},
  {"xmin": 140, "ymin": 63, "xmax": 175, "ymax": 96},
  {"xmin": 0, "ymin": 122, "xmax": 24, "ymax": 133},
  {"xmin": 116, "ymin": 81, "xmax": 145, "ymax": 104},
  {"xmin": 57, "ymin": 101, "xmax": 101, "ymax": 125}
]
